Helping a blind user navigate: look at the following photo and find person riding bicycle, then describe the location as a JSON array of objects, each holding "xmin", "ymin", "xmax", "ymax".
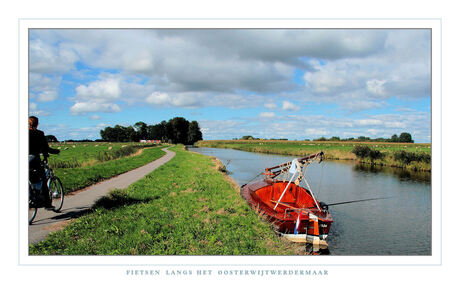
[{"xmin": 29, "ymin": 116, "xmax": 60, "ymax": 209}]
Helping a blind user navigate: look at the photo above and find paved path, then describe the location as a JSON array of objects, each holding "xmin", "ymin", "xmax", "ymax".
[{"xmin": 28, "ymin": 147, "xmax": 175, "ymax": 245}]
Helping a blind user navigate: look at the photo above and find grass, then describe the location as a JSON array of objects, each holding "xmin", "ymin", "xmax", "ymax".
[
  {"xmin": 29, "ymin": 145, "xmax": 299, "ymax": 255},
  {"xmin": 196, "ymin": 140, "xmax": 431, "ymax": 171},
  {"xmin": 47, "ymin": 142, "xmax": 156, "ymax": 168},
  {"xmin": 51, "ymin": 145, "xmax": 166, "ymax": 194}
]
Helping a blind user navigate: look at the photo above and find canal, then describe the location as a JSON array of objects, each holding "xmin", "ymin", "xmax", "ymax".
[{"xmin": 188, "ymin": 147, "xmax": 431, "ymax": 255}]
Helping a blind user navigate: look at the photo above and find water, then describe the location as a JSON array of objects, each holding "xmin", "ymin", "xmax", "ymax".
[{"xmin": 188, "ymin": 147, "xmax": 431, "ymax": 255}]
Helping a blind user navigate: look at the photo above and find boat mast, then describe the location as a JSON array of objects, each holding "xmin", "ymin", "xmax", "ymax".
[{"xmin": 268, "ymin": 152, "xmax": 324, "ymax": 211}]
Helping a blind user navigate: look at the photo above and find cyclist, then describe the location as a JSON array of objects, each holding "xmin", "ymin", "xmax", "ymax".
[{"xmin": 29, "ymin": 116, "xmax": 60, "ymax": 209}]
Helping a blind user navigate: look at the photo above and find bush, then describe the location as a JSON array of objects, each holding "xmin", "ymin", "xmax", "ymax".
[
  {"xmin": 352, "ymin": 145, "xmax": 384, "ymax": 162},
  {"xmin": 369, "ymin": 149, "xmax": 384, "ymax": 160},
  {"xmin": 393, "ymin": 151, "xmax": 430, "ymax": 165},
  {"xmin": 352, "ymin": 145, "xmax": 371, "ymax": 159}
]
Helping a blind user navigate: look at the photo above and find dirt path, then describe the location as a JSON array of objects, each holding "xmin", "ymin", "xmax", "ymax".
[{"xmin": 28, "ymin": 147, "xmax": 175, "ymax": 245}]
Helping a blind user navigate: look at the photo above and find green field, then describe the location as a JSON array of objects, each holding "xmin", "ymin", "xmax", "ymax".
[
  {"xmin": 196, "ymin": 140, "xmax": 431, "ymax": 171},
  {"xmin": 30, "ymin": 145, "xmax": 299, "ymax": 255},
  {"xmin": 46, "ymin": 142, "xmax": 166, "ymax": 194},
  {"xmin": 48, "ymin": 142, "xmax": 154, "ymax": 167}
]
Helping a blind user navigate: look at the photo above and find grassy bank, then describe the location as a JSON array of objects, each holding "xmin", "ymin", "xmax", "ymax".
[
  {"xmin": 47, "ymin": 142, "xmax": 156, "ymax": 168},
  {"xmin": 30, "ymin": 145, "xmax": 298, "ymax": 255},
  {"xmin": 196, "ymin": 140, "xmax": 431, "ymax": 172},
  {"xmin": 53, "ymin": 145, "xmax": 166, "ymax": 194}
]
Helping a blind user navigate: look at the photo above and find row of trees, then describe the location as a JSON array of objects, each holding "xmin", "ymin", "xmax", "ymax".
[
  {"xmin": 312, "ymin": 132, "xmax": 414, "ymax": 143},
  {"xmin": 234, "ymin": 132, "xmax": 415, "ymax": 143},
  {"xmin": 99, "ymin": 117, "xmax": 203, "ymax": 144}
]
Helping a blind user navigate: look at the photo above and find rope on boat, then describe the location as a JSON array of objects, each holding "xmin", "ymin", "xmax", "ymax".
[{"xmin": 244, "ymin": 172, "xmax": 262, "ymax": 185}]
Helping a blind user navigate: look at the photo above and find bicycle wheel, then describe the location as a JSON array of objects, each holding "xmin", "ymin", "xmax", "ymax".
[
  {"xmin": 48, "ymin": 177, "xmax": 64, "ymax": 212},
  {"xmin": 29, "ymin": 184, "xmax": 38, "ymax": 224}
]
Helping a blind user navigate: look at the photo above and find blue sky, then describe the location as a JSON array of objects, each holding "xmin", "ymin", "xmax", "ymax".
[{"xmin": 29, "ymin": 29, "xmax": 431, "ymax": 142}]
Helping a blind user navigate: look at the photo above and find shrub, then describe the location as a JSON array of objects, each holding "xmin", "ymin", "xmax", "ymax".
[
  {"xmin": 393, "ymin": 150, "xmax": 431, "ymax": 165},
  {"xmin": 352, "ymin": 145, "xmax": 371, "ymax": 159},
  {"xmin": 369, "ymin": 149, "xmax": 384, "ymax": 161},
  {"xmin": 352, "ymin": 145, "xmax": 384, "ymax": 162}
]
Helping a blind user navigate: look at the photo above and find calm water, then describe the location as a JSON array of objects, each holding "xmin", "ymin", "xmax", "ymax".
[{"xmin": 189, "ymin": 147, "xmax": 431, "ymax": 255}]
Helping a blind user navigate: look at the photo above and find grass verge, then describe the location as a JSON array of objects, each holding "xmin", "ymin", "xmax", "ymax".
[{"xmin": 30, "ymin": 145, "xmax": 299, "ymax": 255}]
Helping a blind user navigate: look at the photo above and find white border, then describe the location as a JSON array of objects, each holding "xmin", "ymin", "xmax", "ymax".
[{"xmin": 19, "ymin": 18, "xmax": 441, "ymax": 267}]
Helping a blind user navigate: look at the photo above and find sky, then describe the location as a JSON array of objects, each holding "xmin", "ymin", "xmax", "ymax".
[{"xmin": 28, "ymin": 29, "xmax": 431, "ymax": 142}]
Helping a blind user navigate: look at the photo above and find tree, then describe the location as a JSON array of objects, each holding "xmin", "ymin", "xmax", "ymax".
[
  {"xmin": 100, "ymin": 125, "xmax": 138, "ymax": 142},
  {"xmin": 390, "ymin": 134, "xmax": 399, "ymax": 142},
  {"xmin": 99, "ymin": 117, "xmax": 202, "ymax": 144},
  {"xmin": 187, "ymin": 120, "xmax": 203, "ymax": 144},
  {"xmin": 168, "ymin": 117, "xmax": 190, "ymax": 144},
  {"xmin": 125, "ymin": 126, "xmax": 138, "ymax": 142},
  {"xmin": 399, "ymin": 132, "xmax": 414, "ymax": 143},
  {"xmin": 314, "ymin": 137, "xmax": 327, "ymax": 141},
  {"xmin": 241, "ymin": 135, "xmax": 253, "ymax": 140},
  {"xmin": 147, "ymin": 123, "xmax": 165, "ymax": 140},
  {"xmin": 100, "ymin": 126, "xmax": 114, "ymax": 141},
  {"xmin": 134, "ymin": 121, "xmax": 148, "ymax": 140}
]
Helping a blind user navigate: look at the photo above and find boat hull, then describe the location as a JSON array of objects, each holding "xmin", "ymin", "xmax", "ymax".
[{"xmin": 241, "ymin": 179, "xmax": 333, "ymax": 236}]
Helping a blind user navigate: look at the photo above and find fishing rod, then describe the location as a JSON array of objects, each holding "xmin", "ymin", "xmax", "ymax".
[
  {"xmin": 325, "ymin": 196, "xmax": 395, "ymax": 207},
  {"xmin": 306, "ymin": 196, "xmax": 394, "ymax": 210}
]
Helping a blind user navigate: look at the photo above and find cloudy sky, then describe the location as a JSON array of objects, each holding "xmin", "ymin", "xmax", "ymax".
[{"xmin": 28, "ymin": 29, "xmax": 431, "ymax": 142}]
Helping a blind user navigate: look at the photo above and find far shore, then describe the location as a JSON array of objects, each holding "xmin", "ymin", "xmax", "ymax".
[{"xmin": 195, "ymin": 140, "xmax": 431, "ymax": 172}]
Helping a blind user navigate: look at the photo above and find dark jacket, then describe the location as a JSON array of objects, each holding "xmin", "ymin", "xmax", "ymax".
[{"xmin": 29, "ymin": 129, "xmax": 59, "ymax": 159}]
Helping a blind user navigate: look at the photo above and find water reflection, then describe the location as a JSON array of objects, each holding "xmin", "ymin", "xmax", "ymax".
[{"xmin": 353, "ymin": 163, "xmax": 431, "ymax": 183}]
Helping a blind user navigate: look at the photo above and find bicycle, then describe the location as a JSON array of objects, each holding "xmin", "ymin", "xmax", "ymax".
[{"xmin": 29, "ymin": 160, "xmax": 64, "ymax": 224}]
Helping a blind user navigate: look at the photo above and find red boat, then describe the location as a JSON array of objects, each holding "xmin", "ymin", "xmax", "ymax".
[{"xmin": 241, "ymin": 152, "xmax": 332, "ymax": 245}]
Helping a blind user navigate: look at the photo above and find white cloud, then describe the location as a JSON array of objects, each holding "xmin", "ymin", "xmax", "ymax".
[
  {"xmin": 146, "ymin": 92, "xmax": 203, "ymax": 108},
  {"xmin": 29, "ymin": 38, "xmax": 78, "ymax": 73},
  {"xmin": 366, "ymin": 128, "xmax": 382, "ymax": 136},
  {"xmin": 40, "ymin": 122, "xmax": 110, "ymax": 140},
  {"xmin": 366, "ymin": 79, "xmax": 386, "ymax": 96},
  {"xmin": 29, "ymin": 73, "xmax": 61, "ymax": 102},
  {"xmin": 36, "ymin": 90, "xmax": 59, "ymax": 102},
  {"xmin": 304, "ymin": 66, "xmax": 346, "ymax": 93},
  {"xmin": 264, "ymin": 102, "xmax": 277, "ymax": 109},
  {"xmin": 282, "ymin": 101, "xmax": 301, "ymax": 111},
  {"xmin": 29, "ymin": 102, "xmax": 49, "ymax": 116},
  {"xmin": 75, "ymin": 77, "xmax": 121, "ymax": 103},
  {"xmin": 356, "ymin": 119, "xmax": 384, "ymax": 126},
  {"xmin": 341, "ymin": 99, "xmax": 385, "ymax": 112},
  {"xmin": 198, "ymin": 110, "xmax": 430, "ymax": 142},
  {"xmin": 70, "ymin": 76, "xmax": 122, "ymax": 115},
  {"xmin": 259, "ymin": 112, "xmax": 276, "ymax": 118},
  {"xmin": 304, "ymin": 128, "xmax": 329, "ymax": 136},
  {"xmin": 146, "ymin": 92, "xmax": 170, "ymax": 105},
  {"xmin": 70, "ymin": 102, "xmax": 121, "ymax": 115}
]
